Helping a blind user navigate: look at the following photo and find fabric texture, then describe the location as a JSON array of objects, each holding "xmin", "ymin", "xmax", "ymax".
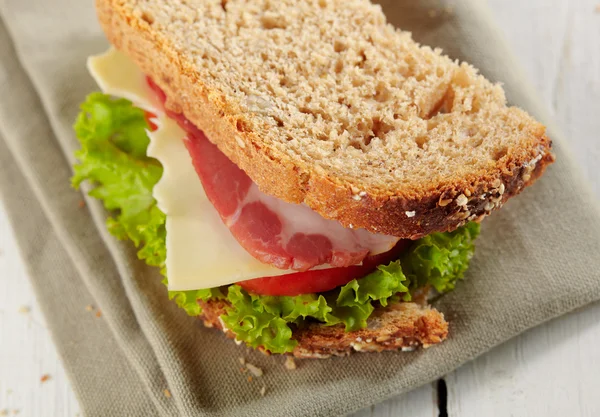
[{"xmin": 0, "ymin": 1, "xmax": 599, "ymax": 416}]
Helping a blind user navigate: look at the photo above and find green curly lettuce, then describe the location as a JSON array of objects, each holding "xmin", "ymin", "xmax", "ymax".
[
  {"xmin": 222, "ymin": 286, "xmax": 332, "ymax": 353},
  {"xmin": 72, "ymin": 92, "xmax": 480, "ymax": 354},
  {"xmin": 72, "ymin": 93, "xmax": 165, "ymax": 260},
  {"xmin": 402, "ymin": 222, "xmax": 480, "ymax": 293},
  {"xmin": 333, "ymin": 261, "xmax": 411, "ymax": 331}
]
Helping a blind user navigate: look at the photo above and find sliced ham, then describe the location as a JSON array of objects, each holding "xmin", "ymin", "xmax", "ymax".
[{"xmin": 147, "ymin": 77, "xmax": 400, "ymax": 271}]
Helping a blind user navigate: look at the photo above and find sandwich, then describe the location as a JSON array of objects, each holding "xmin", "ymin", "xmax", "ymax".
[{"xmin": 73, "ymin": 0, "xmax": 554, "ymax": 358}]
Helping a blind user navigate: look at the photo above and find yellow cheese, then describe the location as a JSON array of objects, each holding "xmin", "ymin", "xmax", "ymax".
[{"xmin": 88, "ymin": 48, "xmax": 290, "ymax": 291}]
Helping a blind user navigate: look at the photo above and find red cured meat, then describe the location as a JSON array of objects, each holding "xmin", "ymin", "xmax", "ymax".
[{"xmin": 146, "ymin": 77, "xmax": 401, "ymax": 272}]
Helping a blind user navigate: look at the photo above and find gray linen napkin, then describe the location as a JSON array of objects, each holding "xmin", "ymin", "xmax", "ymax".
[{"xmin": 0, "ymin": 1, "xmax": 599, "ymax": 416}]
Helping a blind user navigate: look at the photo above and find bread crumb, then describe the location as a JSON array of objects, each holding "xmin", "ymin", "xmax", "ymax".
[
  {"xmin": 10, "ymin": 410, "xmax": 19, "ymax": 415},
  {"xmin": 247, "ymin": 376, "xmax": 253, "ymax": 382},
  {"xmin": 238, "ymin": 357, "xmax": 245, "ymax": 366},
  {"xmin": 245, "ymin": 363, "xmax": 263, "ymax": 377},
  {"xmin": 18, "ymin": 305, "xmax": 30, "ymax": 314},
  {"xmin": 284, "ymin": 356, "xmax": 297, "ymax": 370},
  {"xmin": 78, "ymin": 200, "xmax": 86, "ymax": 209},
  {"xmin": 0, "ymin": 409, "xmax": 8, "ymax": 416},
  {"xmin": 40, "ymin": 374, "xmax": 51, "ymax": 383},
  {"xmin": 596, "ymin": 4, "xmax": 600, "ymax": 12},
  {"xmin": 85, "ymin": 305, "xmax": 94, "ymax": 312},
  {"xmin": 163, "ymin": 389, "xmax": 172, "ymax": 398},
  {"xmin": 260, "ymin": 385, "xmax": 266, "ymax": 396},
  {"xmin": 95, "ymin": 310, "xmax": 102, "ymax": 318}
]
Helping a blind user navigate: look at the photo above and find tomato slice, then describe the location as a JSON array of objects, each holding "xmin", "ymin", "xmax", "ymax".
[
  {"xmin": 238, "ymin": 240, "xmax": 411, "ymax": 296},
  {"xmin": 144, "ymin": 111, "xmax": 158, "ymax": 131}
]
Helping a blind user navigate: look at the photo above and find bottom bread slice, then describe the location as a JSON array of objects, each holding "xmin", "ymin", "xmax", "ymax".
[{"xmin": 199, "ymin": 299, "xmax": 448, "ymax": 359}]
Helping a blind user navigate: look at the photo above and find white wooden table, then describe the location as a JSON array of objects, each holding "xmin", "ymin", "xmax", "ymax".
[{"xmin": 1, "ymin": 1, "xmax": 599, "ymax": 416}]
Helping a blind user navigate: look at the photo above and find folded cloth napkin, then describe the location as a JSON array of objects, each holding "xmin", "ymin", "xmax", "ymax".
[{"xmin": 0, "ymin": 1, "xmax": 599, "ymax": 416}]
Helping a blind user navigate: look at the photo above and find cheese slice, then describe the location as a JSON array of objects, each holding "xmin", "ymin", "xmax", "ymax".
[{"xmin": 88, "ymin": 47, "xmax": 291, "ymax": 291}]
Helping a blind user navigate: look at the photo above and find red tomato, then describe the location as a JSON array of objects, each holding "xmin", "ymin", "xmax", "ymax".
[
  {"xmin": 144, "ymin": 111, "xmax": 158, "ymax": 132},
  {"xmin": 238, "ymin": 240, "xmax": 411, "ymax": 296}
]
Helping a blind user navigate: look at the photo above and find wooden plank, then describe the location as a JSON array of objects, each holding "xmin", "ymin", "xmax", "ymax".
[
  {"xmin": 446, "ymin": 0, "xmax": 600, "ymax": 416},
  {"xmin": 352, "ymin": 383, "xmax": 437, "ymax": 417},
  {"xmin": 485, "ymin": 0, "xmax": 600, "ymax": 195},
  {"xmin": 446, "ymin": 305, "xmax": 600, "ymax": 417}
]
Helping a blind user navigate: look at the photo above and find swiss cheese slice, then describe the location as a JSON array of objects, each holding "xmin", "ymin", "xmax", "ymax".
[{"xmin": 88, "ymin": 48, "xmax": 291, "ymax": 291}]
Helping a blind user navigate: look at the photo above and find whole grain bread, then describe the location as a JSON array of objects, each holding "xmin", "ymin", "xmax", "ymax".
[
  {"xmin": 199, "ymin": 299, "xmax": 448, "ymax": 358},
  {"xmin": 96, "ymin": 0, "xmax": 554, "ymax": 238}
]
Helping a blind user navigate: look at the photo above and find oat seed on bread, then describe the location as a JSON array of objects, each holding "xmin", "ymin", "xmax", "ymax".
[{"xmin": 96, "ymin": 0, "xmax": 554, "ymax": 239}]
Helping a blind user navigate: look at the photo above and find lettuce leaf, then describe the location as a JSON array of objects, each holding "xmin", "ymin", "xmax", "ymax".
[
  {"xmin": 222, "ymin": 286, "xmax": 330, "ymax": 353},
  {"xmin": 72, "ymin": 93, "xmax": 166, "ymax": 266},
  {"xmin": 402, "ymin": 222, "xmax": 480, "ymax": 293},
  {"xmin": 72, "ymin": 93, "xmax": 480, "ymax": 354},
  {"xmin": 333, "ymin": 261, "xmax": 411, "ymax": 331},
  {"xmin": 167, "ymin": 284, "xmax": 226, "ymax": 317}
]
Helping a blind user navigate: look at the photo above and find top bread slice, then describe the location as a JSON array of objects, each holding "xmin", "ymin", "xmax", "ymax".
[{"xmin": 96, "ymin": 0, "xmax": 554, "ymax": 238}]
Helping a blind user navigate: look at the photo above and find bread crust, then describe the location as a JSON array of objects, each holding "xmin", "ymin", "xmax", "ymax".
[
  {"xmin": 199, "ymin": 299, "xmax": 448, "ymax": 358},
  {"xmin": 96, "ymin": 0, "xmax": 555, "ymax": 238}
]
